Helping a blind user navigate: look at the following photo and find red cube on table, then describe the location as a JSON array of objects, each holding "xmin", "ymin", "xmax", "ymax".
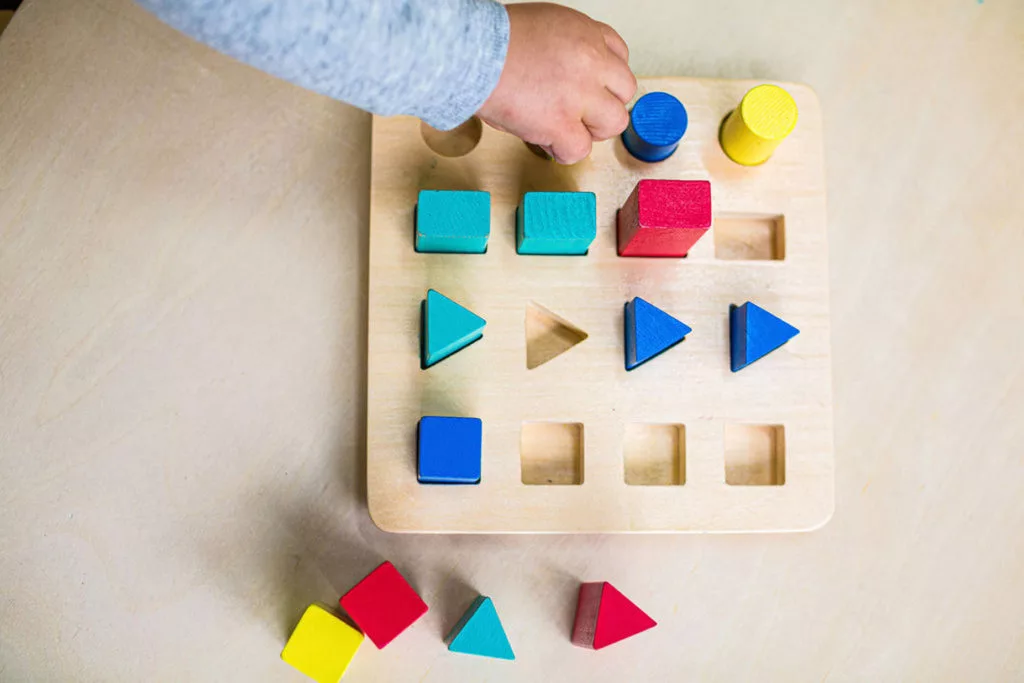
[{"xmin": 339, "ymin": 561, "xmax": 428, "ymax": 649}]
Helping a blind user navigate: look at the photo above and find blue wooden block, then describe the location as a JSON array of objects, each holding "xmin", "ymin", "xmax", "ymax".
[
  {"xmin": 516, "ymin": 192, "xmax": 596, "ymax": 255},
  {"xmin": 446, "ymin": 596, "xmax": 515, "ymax": 660},
  {"xmin": 417, "ymin": 416, "xmax": 482, "ymax": 484},
  {"xmin": 416, "ymin": 190, "xmax": 490, "ymax": 253},
  {"xmin": 422, "ymin": 289, "xmax": 486, "ymax": 368},
  {"xmin": 621, "ymin": 92, "xmax": 688, "ymax": 163},
  {"xmin": 730, "ymin": 302, "xmax": 800, "ymax": 372},
  {"xmin": 624, "ymin": 297, "xmax": 692, "ymax": 370}
]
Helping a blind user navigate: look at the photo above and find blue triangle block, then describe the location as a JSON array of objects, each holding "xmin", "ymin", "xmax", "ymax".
[
  {"xmin": 422, "ymin": 290, "xmax": 486, "ymax": 368},
  {"xmin": 730, "ymin": 302, "xmax": 800, "ymax": 372},
  {"xmin": 446, "ymin": 596, "xmax": 515, "ymax": 661},
  {"xmin": 624, "ymin": 297, "xmax": 692, "ymax": 370}
]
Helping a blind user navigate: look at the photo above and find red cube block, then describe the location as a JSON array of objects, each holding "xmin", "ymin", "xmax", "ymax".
[
  {"xmin": 617, "ymin": 179, "xmax": 712, "ymax": 257},
  {"xmin": 339, "ymin": 561, "xmax": 428, "ymax": 648}
]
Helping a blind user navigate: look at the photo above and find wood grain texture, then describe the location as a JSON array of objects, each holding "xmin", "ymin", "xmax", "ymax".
[{"xmin": 368, "ymin": 77, "xmax": 833, "ymax": 532}]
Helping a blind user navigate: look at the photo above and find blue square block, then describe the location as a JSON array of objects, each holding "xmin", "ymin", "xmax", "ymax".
[
  {"xmin": 416, "ymin": 190, "xmax": 490, "ymax": 253},
  {"xmin": 516, "ymin": 192, "xmax": 596, "ymax": 255},
  {"xmin": 417, "ymin": 416, "xmax": 482, "ymax": 484}
]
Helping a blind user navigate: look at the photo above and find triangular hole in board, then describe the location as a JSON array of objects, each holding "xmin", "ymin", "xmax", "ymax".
[{"xmin": 525, "ymin": 302, "xmax": 588, "ymax": 370}]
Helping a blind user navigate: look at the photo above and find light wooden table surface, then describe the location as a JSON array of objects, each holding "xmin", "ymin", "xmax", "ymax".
[{"xmin": 1, "ymin": 0, "xmax": 1021, "ymax": 680}]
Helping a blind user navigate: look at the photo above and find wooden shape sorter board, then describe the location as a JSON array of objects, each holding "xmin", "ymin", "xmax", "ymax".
[{"xmin": 367, "ymin": 78, "xmax": 834, "ymax": 533}]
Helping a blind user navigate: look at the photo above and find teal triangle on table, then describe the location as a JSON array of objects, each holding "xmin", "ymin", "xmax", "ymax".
[
  {"xmin": 624, "ymin": 297, "xmax": 692, "ymax": 370},
  {"xmin": 446, "ymin": 596, "xmax": 515, "ymax": 660},
  {"xmin": 730, "ymin": 301, "xmax": 800, "ymax": 372},
  {"xmin": 422, "ymin": 289, "xmax": 486, "ymax": 368}
]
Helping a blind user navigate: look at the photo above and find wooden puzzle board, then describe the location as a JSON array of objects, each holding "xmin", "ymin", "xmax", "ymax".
[{"xmin": 367, "ymin": 77, "xmax": 833, "ymax": 533}]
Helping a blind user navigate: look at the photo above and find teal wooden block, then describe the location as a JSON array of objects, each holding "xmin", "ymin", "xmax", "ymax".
[
  {"xmin": 446, "ymin": 596, "xmax": 515, "ymax": 660},
  {"xmin": 416, "ymin": 190, "xmax": 490, "ymax": 253},
  {"xmin": 421, "ymin": 289, "xmax": 486, "ymax": 368},
  {"xmin": 516, "ymin": 192, "xmax": 596, "ymax": 255}
]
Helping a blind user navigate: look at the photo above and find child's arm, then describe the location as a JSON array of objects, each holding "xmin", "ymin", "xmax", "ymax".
[{"xmin": 135, "ymin": 0, "xmax": 635, "ymax": 164}]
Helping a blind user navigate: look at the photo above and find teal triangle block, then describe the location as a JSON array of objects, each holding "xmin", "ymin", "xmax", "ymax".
[
  {"xmin": 625, "ymin": 297, "xmax": 692, "ymax": 370},
  {"xmin": 446, "ymin": 596, "xmax": 515, "ymax": 660},
  {"xmin": 423, "ymin": 290, "xmax": 486, "ymax": 368},
  {"xmin": 730, "ymin": 302, "xmax": 799, "ymax": 372}
]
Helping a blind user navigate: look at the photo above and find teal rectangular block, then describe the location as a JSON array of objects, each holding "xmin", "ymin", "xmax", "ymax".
[
  {"xmin": 416, "ymin": 190, "xmax": 490, "ymax": 253},
  {"xmin": 516, "ymin": 191, "xmax": 596, "ymax": 255}
]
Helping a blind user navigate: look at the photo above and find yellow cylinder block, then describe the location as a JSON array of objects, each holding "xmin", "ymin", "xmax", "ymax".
[{"xmin": 719, "ymin": 85, "xmax": 798, "ymax": 166}]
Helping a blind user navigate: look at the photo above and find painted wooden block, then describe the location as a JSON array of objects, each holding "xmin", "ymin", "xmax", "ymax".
[
  {"xmin": 516, "ymin": 191, "xmax": 596, "ymax": 255},
  {"xmin": 617, "ymin": 179, "xmax": 712, "ymax": 257},
  {"xmin": 730, "ymin": 301, "xmax": 800, "ymax": 372},
  {"xmin": 339, "ymin": 561, "xmax": 428, "ymax": 649},
  {"xmin": 417, "ymin": 416, "xmax": 482, "ymax": 484},
  {"xmin": 571, "ymin": 582, "xmax": 656, "ymax": 650},
  {"xmin": 624, "ymin": 297, "xmax": 692, "ymax": 370},
  {"xmin": 720, "ymin": 84, "xmax": 798, "ymax": 166},
  {"xmin": 621, "ymin": 91, "xmax": 688, "ymax": 162},
  {"xmin": 445, "ymin": 596, "xmax": 515, "ymax": 660},
  {"xmin": 422, "ymin": 289, "xmax": 485, "ymax": 368},
  {"xmin": 281, "ymin": 604, "xmax": 364, "ymax": 683},
  {"xmin": 415, "ymin": 190, "xmax": 490, "ymax": 253}
]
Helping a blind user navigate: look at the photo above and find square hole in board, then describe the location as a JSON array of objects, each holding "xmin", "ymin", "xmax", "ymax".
[
  {"xmin": 521, "ymin": 422, "xmax": 583, "ymax": 485},
  {"xmin": 623, "ymin": 424, "xmax": 686, "ymax": 486},
  {"xmin": 724, "ymin": 424, "xmax": 785, "ymax": 486},
  {"xmin": 714, "ymin": 214, "xmax": 785, "ymax": 260}
]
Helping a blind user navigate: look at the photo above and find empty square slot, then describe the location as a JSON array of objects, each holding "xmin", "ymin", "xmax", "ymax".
[
  {"xmin": 714, "ymin": 214, "xmax": 785, "ymax": 260},
  {"xmin": 521, "ymin": 422, "xmax": 583, "ymax": 485},
  {"xmin": 623, "ymin": 424, "xmax": 686, "ymax": 486},
  {"xmin": 724, "ymin": 424, "xmax": 785, "ymax": 486}
]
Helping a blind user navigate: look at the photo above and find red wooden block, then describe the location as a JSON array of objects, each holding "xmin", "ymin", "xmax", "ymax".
[
  {"xmin": 571, "ymin": 581, "xmax": 657, "ymax": 650},
  {"xmin": 617, "ymin": 179, "xmax": 712, "ymax": 257},
  {"xmin": 339, "ymin": 561, "xmax": 428, "ymax": 649}
]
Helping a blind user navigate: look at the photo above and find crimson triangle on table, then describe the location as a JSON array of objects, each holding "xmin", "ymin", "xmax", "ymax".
[
  {"xmin": 624, "ymin": 296, "xmax": 692, "ymax": 370},
  {"xmin": 571, "ymin": 582, "xmax": 657, "ymax": 650}
]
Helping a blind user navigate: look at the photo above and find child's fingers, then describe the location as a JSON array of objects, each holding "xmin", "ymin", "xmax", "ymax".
[
  {"xmin": 598, "ymin": 22, "xmax": 630, "ymax": 63},
  {"xmin": 583, "ymin": 92, "xmax": 630, "ymax": 140},
  {"xmin": 604, "ymin": 59, "xmax": 638, "ymax": 104},
  {"xmin": 550, "ymin": 123, "xmax": 594, "ymax": 165}
]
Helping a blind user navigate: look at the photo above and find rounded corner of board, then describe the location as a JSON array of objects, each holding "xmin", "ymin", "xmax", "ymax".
[
  {"xmin": 366, "ymin": 502, "xmax": 412, "ymax": 534},
  {"xmin": 796, "ymin": 500, "xmax": 836, "ymax": 533}
]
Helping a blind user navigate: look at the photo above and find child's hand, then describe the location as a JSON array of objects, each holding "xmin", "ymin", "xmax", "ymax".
[{"xmin": 477, "ymin": 3, "xmax": 637, "ymax": 165}]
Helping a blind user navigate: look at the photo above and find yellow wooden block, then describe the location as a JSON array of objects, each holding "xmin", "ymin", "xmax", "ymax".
[
  {"xmin": 281, "ymin": 605, "xmax": 364, "ymax": 683},
  {"xmin": 719, "ymin": 84, "xmax": 798, "ymax": 166}
]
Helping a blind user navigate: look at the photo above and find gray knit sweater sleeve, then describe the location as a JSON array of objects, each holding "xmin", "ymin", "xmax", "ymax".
[{"xmin": 135, "ymin": 0, "xmax": 510, "ymax": 130}]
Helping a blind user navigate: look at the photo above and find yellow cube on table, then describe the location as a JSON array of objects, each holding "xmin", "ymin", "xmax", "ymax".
[{"xmin": 281, "ymin": 604, "xmax": 364, "ymax": 683}]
